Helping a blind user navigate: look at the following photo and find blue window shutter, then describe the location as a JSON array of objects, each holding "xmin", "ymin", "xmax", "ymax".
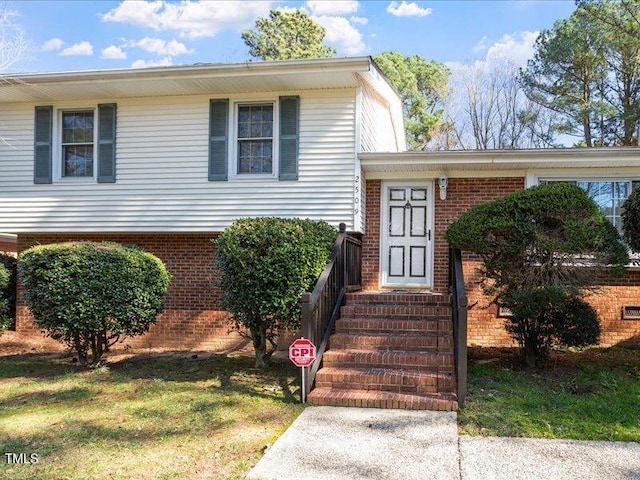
[
  {"xmin": 97, "ymin": 103, "xmax": 117, "ymax": 183},
  {"xmin": 209, "ymin": 99, "xmax": 228, "ymax": 181},
  {"xmin": 34, "ymin": 106, "xmax": 53, "ymax": 184},
  {"xmin": 279, "ymin": 96, "xmax": 299, "ymax": 180}
]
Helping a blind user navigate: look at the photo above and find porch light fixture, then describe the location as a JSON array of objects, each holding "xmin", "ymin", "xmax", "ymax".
[{"xmin": 439, "ymin": 172, "xmax": 448, "ymax": 200}]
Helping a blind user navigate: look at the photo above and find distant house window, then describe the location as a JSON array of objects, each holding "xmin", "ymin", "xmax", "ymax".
[
  {"xmin": 540, "ymin": 180, "xmax": 639, "ymax": 233},
  {"xmin": 61, "ymin": 110, "xmax": 95, "ymax": 177},
  {"xmin": 236, "ymin": 103, "xmax": 274, "ymax": 175}
]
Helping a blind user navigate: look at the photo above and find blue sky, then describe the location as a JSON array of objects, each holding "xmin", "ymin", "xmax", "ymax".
[{"xmin": 6, "ymin": 0, "xmax": 577, "ymax": 73}]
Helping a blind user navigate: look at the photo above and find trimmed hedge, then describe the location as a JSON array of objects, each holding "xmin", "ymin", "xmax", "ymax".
[
  {"xmin": 20, "ymin": 242, "xmax": 170, "ymax": 366},
  {"xmin": 0, "ymin": 254, "xmax": 16, "ymax": 330},
  {"xmin": 215, "ymin": 217, "xmax": 336, "ymax": 368},
  {"xmin": 446, "ymin": 183, "xmax": 627, "ymax": 366},
  {"xmin": 622, "ymin": 186, "xmax": 640, "ymax": 252}
]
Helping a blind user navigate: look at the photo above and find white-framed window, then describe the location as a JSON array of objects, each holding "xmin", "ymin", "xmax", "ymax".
[
  {"xmin": 539, "ymin": 179, "xmax": 640, "ymax": 233},
  {"xmin": 232, "ymin": 101, "xmax": 278, "ymax": 177},
  {"xmin": 208, "ymin": 96, "xmax": 298, "ymax": 182},
  {"xmin": 55, "ymin": 107, "xmax": 97, "ymax": 181},
  {"xmin": 34, "ymin": 103, "xmax": 116, "ymax": 185}
]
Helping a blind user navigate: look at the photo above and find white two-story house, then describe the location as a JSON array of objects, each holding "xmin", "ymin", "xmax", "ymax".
[{"xmin": 2, "ymin": 57, "xmax": 639, "ymax": 410}]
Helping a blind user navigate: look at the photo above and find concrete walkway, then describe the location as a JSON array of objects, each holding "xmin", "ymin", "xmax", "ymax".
[{"xmin": 247, "ymin": 407, "xmax": 640, "ymax": 480}]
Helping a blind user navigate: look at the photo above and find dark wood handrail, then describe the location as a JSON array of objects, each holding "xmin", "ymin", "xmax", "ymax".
[
  {"xmin": 300, "ymin": 223, "xmax": 362, "ymax": 402},
  {"xmin": 449, "ymin": 247, "xmax": 468, "ymax": 408}
]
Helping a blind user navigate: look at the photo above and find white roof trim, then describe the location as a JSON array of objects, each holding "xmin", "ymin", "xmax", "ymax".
[
  {"xmin": 360, "ymin": 148, "xmax": 640, "ymax": 177},
  {"xmin": 0, "ymin": 57, "xmax": 379, "ymax": 103},
  {"xmin": 3, "ymin": 57, "xmax": 374, "ymax": 84}
]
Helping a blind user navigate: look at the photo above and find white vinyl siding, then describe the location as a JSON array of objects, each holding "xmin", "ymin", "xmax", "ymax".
[
  {"xmin": 359, "ymin": 80, "xmax": 399, "ymax": 153},
  {"xmin": 0, "ymin": 89, "xmax": 358, "ymax": 232}
]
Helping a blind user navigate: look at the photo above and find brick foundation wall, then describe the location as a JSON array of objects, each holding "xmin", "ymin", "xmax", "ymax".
[
  {"xmin": 0, "ymin": 240, "xmax": 17, "ymax": 255},
  {"xmin": 363, "ymin": 177, "xmax": 640, "ymax": 347},
  {"xmin": 16, "ymin": 233, "xmax": 252, "ymax": 351}
]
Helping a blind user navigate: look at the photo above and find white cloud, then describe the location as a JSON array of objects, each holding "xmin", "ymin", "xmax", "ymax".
[
  {"xmin": 103, "ymin": 0, "xmax": 273, "ymax": 38},
  {"xmin": 473, "ymin": 35, "xmax": 488, "ymax": 53},
  {"xmin": 350, "ymin": 16, "xmax": 368, "ymax": 25},
  {"xmin": 134, "ymin": 37, "xmax": 192, "ymax": 56},
  {"xmin": 306, "ymin": 1, "xmax": 359, "ymax": 15},
  {"xmin": 131, "ymin": 57, "xmax": 173, "ymax": 68},
  {"xmin": 101, "ymin": 45, "xmax": 127, "ymax": 59},
  {"xmin": 446, "ymin": 30, "xmax": 540, "ymax": 81},
  {"xmin": 60, "ymin": 41, "xmax": 93, "ymax": 56},
  {"xmin": 314, "ymin": 16, "xmax": 365, "ymax": 55},
  {"xmin": 485, "ymin": 31, "xmax": 539, "ymax": 67},
  {"xmin": 386, "ymin": 1, "xmax": 432, "ymax": 17},
  {"xmin": 42, "ymin": 37, "xmax": 64, "ymax": 52}
]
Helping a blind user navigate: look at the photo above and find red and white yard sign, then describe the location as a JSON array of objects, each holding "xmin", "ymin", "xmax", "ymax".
[{"xmin": 289, "ymin": 338, "xmax": 316, "ymax": 367}]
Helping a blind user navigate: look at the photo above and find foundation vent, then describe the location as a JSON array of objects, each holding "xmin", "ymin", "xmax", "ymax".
[{"xmin": 622, "ymin": 305, "xmax": 640, "ymax": 320}]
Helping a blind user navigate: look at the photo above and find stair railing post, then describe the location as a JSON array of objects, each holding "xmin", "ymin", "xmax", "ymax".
[
  {"xmin": 300, "ymin": 292, "xmax": 313, "ymax": 402},
  {"xmin": 339, "ymin": 222, "xmax": 347, "ymax": 290}
]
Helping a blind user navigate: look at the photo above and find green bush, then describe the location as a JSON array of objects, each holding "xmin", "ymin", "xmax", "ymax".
[
  {"xmin": 502, "ymin": 287, "xmax": 600, "ymax": 366},
  {"xmin": 20, "ymin": 242, "xmax": 170, "ymax": 366},
  {"xmin": 0, "ymin": 254, "xmax": 16, "ymax": 330},
  {"xmin": 215, "ymin": 217, "xmax": 336, "ymax": 368},
  {"xmin": 622, "ymin": 186, "xmax": 640, "ymax": 252},
  {"xmin": 446, "ymin": 183, "xmax": 627, "ymax": 366}
]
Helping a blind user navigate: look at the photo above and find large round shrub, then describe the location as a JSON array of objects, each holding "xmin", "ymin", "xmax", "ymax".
[
  {"xmin": 20, "ymin": 242, "xmax": 170, "ymax": 366},
  {"xmin": 622, "ymin": 186, "xmax": 640, "ymax": 252},
  {"xmin": 446, "ymin": 183, "xmax": 627, "ymax": 366},
  {"xmin": 215, "ymin": 217, "xmax": 336, "ymax": 368}
]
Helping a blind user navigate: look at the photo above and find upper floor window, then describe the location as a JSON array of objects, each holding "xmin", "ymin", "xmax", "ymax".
[
  {"xmin": 208, "ymin": 96, "xmax": 298, "ymax": 182},
  {"xmin": 61, "ymin": 110, "xmax": 95, "ymax": 178},
  {"xmin": 33, "ymin": 104, "xmax": 117, "ymax": 184},
  {"xmin": 237, "ymin": 103, "xmax": 274, "ymax": 175}
]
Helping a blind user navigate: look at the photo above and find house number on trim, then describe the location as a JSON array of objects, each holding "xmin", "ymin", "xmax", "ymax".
[{"xmin": 354, "ymin": 175, "xmax": 360, "ymax": 217}]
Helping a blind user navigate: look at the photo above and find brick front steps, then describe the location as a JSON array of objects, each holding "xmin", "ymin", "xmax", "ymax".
[{"xmin": 307, "ymin": 292, "xmax": 458, "ymax": 411}]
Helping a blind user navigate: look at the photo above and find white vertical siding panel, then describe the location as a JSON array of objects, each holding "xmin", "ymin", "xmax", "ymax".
[
  {"xmin": 0, "ymin": 89, "xmax": 357, "ymax": 232},
  {"xmin": 359, "ymin": 81, "xmax": 398, "ymax": 152}
]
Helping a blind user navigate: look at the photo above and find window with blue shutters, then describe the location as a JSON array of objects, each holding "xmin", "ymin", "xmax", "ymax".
[
  {"xmin": 33, "ymin": 104, "xmax": 117, "ymax": 184},
  {"xmin": 209, "ymin": 96, "xmax": 299, "ymax": 181}
]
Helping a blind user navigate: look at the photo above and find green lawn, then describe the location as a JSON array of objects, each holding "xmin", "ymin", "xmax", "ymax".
[
  {"xmin": 459, "ymin": 345, "xmax": 640, "ymax": 442},
  {"xmin": 0, "ymin": 351, "xmax": 303, "ymax": 480}
]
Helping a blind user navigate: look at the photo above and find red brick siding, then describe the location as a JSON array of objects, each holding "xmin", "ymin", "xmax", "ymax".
[
  {"xmin": 0, "ymin": 240, "xmax": 17, "ymax": 255},
  {"xmin": 16, "ymin": 233, "xmax": 250, "ymax": 351},
  {"xmin": 363, "ymin": 177, "xmax": 640, "ymax": 347},
  {"xmin": 362, "ymin": 180, "xmax": 381, "ymax": 290},
  {"xmin": 433, "ymin": 177, "xmax": 525, "ymax": 294}
]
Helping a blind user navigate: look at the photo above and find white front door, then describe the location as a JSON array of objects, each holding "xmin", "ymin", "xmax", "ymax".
[{"xmin": 381, "ymin": 182, "xmax": 433, "ymax": 288}]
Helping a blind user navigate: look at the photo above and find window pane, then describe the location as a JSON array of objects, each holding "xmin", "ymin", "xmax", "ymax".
[
  {"xmin": 238, "ymin": 139, "xmax": 273, "ymax": 174},
  {"xmin": 547, "ymin": 180, "xmax": 632, "ymax": 234},
  {"xmin": 61, "ymin": 111, "xmax": 94, "ymax": 178},
  {"xmin": 237, "ymin": 104, "xmax": 273, "ymax": 140},
  {"xmin": 237, "ymin": 104, "xmax": 273, "ymax": 174},
  {"xmin": 62, "ymin": 111, "xmax": 94, "ymax": 144},
  {"xmin": 63, "ymin": 145, "xmax": 94, "ymax": 177}
]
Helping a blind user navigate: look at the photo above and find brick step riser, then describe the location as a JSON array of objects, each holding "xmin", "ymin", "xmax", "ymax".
[
  {"xmin": 315, "ymin": 374, "xmax": 455, "ymax": 394},
  {"xmin": 322, "ymin": 352, "xmax": 454, "ymax": 371},
  {"xmin": 307, "ymin": 388, "xmax": 458, "ymax": 411},
  {"xmin": 335, "ymin": 315, "xmax": 453, "ymax": 336},
  {"xmin": 329, "ymin": 335, "xmax": 453, "ymax": 352},
  {"xmin": 345, "ymin": 297, "xmax": 452, "ymax": 307},
  {"xmin": 335, "ymin": 320, "xmax": 453, "ymax": 335},
  {"xmin": 341, "ymin": 306, "xmax": 451, "ymax": 318}
]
